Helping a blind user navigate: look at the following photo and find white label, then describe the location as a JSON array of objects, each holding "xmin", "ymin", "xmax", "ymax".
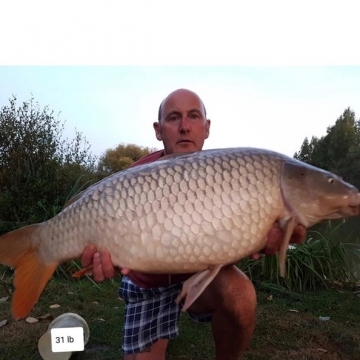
[{"xmin": 51, "ymin": 327, "xmax": 84, "ymax": 352}]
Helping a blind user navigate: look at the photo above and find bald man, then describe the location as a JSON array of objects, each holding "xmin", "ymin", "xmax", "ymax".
[{"xmin": 81, "ymin": 89, "xmax": 306, "ymax": 359}]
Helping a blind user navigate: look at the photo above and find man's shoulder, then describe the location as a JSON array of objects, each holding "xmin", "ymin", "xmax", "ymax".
[{"xmin": 129, "ymin": 149, "xmax": 165, "ymax": 168}]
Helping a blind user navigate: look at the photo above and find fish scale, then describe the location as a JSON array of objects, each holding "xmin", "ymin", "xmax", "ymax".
[
  {"xmin": 36, "ymin": 148, "xmax": 284, "ymax": 271},
  {"xmin": 1, "ymin": 146, "xmax": 360, "ymax": 319}
]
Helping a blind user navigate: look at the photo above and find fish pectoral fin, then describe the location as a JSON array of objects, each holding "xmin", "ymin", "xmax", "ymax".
[
  {"xmin": 175, "ymin": 265, "xmax": 223, "ymax": 312},
  {"xmin": 0, "ymin": 224, "xmax": 59, "ymax": 320},
  {"xmin": 72, "ymin": 265, "xmax": 94, "ymax": 278},
  {"xmin": 278, "ymin": 217, "xmax": 297, "ymax": 278}
]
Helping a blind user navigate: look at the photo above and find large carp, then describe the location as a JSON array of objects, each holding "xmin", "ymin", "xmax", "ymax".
[{"xmin": 0, "ymin": 147, "xmax": 359, "ymax": 319}]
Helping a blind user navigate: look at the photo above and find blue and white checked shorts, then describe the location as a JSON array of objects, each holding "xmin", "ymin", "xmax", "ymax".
[{"xmin": 119, "ymin": 276, "xmax": 212, "ymax": 354}]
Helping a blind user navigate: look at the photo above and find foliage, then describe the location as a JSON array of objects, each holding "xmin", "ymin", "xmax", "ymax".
[
  {"xmin": 239, "ymin": 222, "xmax": 360, "ymax": 292},
  {"xmin": 0, "ymin": 96, "xmax": 97, "ymax": 232},
  {"xmin": 97, "ymin": 143, "xmax": 157, "ymax": 175},
  {"xmin": 294, "ymin": 107, "xmax": 360, "ymax": 188},
  {"xmin": 291, "ymin": 107, "xmax": 360, "ymax": 289}
]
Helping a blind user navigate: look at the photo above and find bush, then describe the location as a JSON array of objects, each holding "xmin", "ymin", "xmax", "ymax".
[{"xmin": 0, "ymin": 96, "xmax": 97, "ymax": 233}]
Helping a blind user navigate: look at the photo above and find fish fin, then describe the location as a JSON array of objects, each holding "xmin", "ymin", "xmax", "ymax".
[
  {"xmin": 0, "ymin": 225, "xmax": 59, "ymax": 320},
  {"xmin": 280, "ymin": 161, "xmax": 311, "ymax": 227},
  {"xmin": 175, "ymin": 265, "xmax": 223, "ymax": 312},
  {"xmin": 278, "ymin": 217, "xmax": 297, "ymax": 277},
  {"xmin": 63, "ymin": 189, "xmax": 87, "ymax": 208},
  {"xmin": 72, "ymin": 265, "xmax": 94, "ymax": 278}
]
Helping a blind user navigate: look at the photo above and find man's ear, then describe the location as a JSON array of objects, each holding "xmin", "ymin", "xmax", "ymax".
[
  {"xmin": 205, "ymin": 119, "xmax": 211, "ymax": 139},
  {"xmin": 153, "ymin": 122, "xmax": 162, "ymax": 141}
]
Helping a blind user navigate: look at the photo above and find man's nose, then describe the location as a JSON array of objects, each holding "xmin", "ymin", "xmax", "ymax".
[{"xmin": 179, "ymin": 116, "xmax": 191, "ymax": 132}]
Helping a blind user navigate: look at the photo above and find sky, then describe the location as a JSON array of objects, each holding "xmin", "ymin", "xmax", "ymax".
[
  {"xmin": 1, "ymin": 66, "xmax": 360, "ymax": 160},
  {"xmin": 1, "ymin": 1, "xmax": 359, "ymax": 160}
]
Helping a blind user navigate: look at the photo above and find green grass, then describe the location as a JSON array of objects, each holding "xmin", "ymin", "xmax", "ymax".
[
  {"xmin": 1, "ymin": 274, "xmax": 359, "ymax": 360},
  {"xmin": 239, "ymin": 223, "xmax": 360, "ymax": 293}
]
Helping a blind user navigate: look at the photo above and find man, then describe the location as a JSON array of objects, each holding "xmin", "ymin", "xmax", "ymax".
[{"xmin": 81, "ymin": 89, "xmax": 306, "ymax": 359}]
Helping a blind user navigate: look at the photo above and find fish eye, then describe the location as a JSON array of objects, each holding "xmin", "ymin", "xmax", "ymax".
[{"xmin": 328, "ymin": 177, "xmax": 334, "ymax": 184}]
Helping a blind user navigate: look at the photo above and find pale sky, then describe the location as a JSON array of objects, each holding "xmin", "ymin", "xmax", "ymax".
[{"xmin": 1, "ymin": 1, "xmax": 359, "ymax": 160}]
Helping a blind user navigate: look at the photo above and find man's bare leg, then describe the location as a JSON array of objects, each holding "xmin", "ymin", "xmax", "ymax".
[
  {"xmin": 188, "ymin": 265, "xmax": 256, "ymax": 360},
  {"xmin": 124, "ymin": 339, "xmax": 168, "ymax": 360}
]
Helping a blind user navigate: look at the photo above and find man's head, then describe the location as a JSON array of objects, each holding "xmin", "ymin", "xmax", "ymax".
[{"xmin": 153, "ymin": 89, "xmax": 211, "ymax": 155}]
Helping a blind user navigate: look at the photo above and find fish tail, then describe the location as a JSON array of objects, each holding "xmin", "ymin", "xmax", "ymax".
[{"xmin": 0, "ymin": 224, "xmax": 58, "ymax": 320}]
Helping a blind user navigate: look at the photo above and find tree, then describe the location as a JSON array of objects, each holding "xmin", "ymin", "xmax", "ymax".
[
  {"xmin": 0, "ymin": 95, "xmax": 96, "ymax": 232},
  {"xmin": 97, "ymin": 143, "xmax": 157, "ymax": 175},
  {"xmin": 294, "ymin": 107, "xmax": 360, "ymax": 188},
  {"xmin": 294, "ymin": 135, "xmax": 330, "ymax": 169}
]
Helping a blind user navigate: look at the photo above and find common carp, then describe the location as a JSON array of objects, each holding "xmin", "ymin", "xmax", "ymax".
[{"xmin": 0, "ymin": 147, "xmax": 359, "ymax": 320}]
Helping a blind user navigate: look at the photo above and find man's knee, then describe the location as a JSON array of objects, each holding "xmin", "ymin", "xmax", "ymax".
[
  {"xmin": 213, "ymin": 265, "xmax": 256, "ymax": 307},
  {"xmin": 190, "ymin": 265, "xmax": 256, "ymax": 314}
]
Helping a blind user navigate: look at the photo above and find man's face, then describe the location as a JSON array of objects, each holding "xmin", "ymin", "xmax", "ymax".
[{"xmin": 153, "ymin": 90, "xmax": 211, "ymax": 155}]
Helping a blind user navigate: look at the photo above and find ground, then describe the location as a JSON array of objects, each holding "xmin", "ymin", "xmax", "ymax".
[{"xmin": 0, "ymin": 275, "xmax": 359, "ymax": 360}]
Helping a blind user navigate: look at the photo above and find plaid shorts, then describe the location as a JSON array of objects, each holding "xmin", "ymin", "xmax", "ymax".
[{"xmin": 119, "ymin": 276, "xmax": 212, "ymax": 355}]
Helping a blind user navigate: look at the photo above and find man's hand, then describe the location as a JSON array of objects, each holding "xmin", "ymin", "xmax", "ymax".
[
  {"xmin": 80, "ymin": 244, "xmax": 130, "ymax": 282},
  {"xmin": 251, "ymin": 223, "xmax": 307, "ymax": 260}
]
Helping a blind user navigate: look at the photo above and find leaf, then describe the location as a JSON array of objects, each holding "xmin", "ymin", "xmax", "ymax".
[
  {"xmin": 0, "ymin": 296, "xmax": 9, "ymax": 302},
  {"xmin": 319, "ymin": 316, "xmax": 330, "ymax": 321},
  {"xmin": 92, "ymin": 301, "xmax": 99, "ymax": 305},
  {"xmin": 267, "ymin": 295, "xmax": 273, "ymax": 301},
  {"xmin": 49, "ymin": 304, "xmax": 61, "ymax": 309},
  {"xmin": 0, "ymin": 320, "xmax": 7, "ymax": 328},
  {"xmin": 96, "ymin": 318, "xmax": 105, "ymax": 322},
  {"xmin": 37, "ymin": 313, "xmax": 53, "ymax": 320},
  {"xmin": 289, "ymin": 309, "xmax": 299, "ymax": 313},
  {"xmin": 26, "ymin": 317, "xmax": 39, "ymax": 323}
]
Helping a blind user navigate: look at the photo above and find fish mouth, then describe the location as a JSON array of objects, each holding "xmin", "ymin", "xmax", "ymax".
[
  {"xmin": 345, "ymin": 193, "xmax": 360, "ymax": 216},
  {"xmin": 331, "ymin": 192, "xmax": 360, "ymax": 217},
  {"xmin": 339, "ymin": 205, "xmax": 360, "ymax": 217}
]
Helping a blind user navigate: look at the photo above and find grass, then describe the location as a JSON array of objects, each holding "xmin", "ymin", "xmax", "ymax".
[
  {"xmin": 239, "ymin": 223, "xmax": 360, "ymax": 293},
  {"xmin": 1, "ymin": 273, "xmax": 359, "ymax": 360}
]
